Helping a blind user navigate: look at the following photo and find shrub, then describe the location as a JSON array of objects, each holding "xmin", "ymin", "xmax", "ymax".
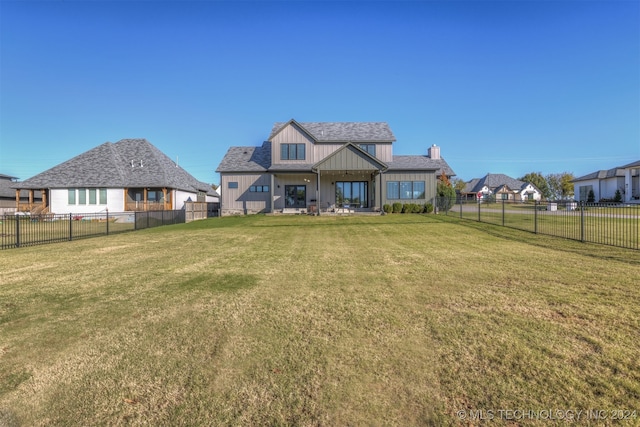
[
  {"xmin": 401, "ymin": 203, "xmax": 411, "ymax": 213},
  {"xmin": 423, "ymin": 203, "xmax": 434, "ymax": 214},
  {"xmin": 437, "ymin": 180, "xmax": 456, "ymax": 212},
  {"xmin": 392, "ymin": 202, "xmax": 402, "ymax": 213},
  {"xmin": 587, "ymin": 189, "xmax": 595, "ymax": 203},
  {"xmin": 383, "ymin": 204, "xmax": 392, "ymax": 214},
  {"xmin": 614, "ymin": 190, "xmax": 622, "ymax": 203},
  {"xmin": 412, "ymin": 203, "xmax": 422, "ymax": 213}
]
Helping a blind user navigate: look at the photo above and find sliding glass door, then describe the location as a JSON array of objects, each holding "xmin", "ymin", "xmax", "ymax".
[
  {"xmin": 336, "ymin": 181, "xmax": 368, "ymax": 208},
  {"xmin": 285, "ymin": 185, "xmax": 306, "ymax": 208}
]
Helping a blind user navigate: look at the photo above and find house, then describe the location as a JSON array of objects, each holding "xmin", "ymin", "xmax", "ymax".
[
  {"xmin": 572, "ymin": 160, "xmax": 640, "ymax": 202},
  {"xmin": 460, "ymin": 173, "xmax": 542, "ymax": 202},
  {"xmin": 215, "ymin": 119, "xmax": 455, "ymax": 215},
  {"xmin": 12, "ymin": 139, "xmax": 218, "ymax": 215},
  {"xmin": 0, "ymin": 174, "xmax": 42, "ymax": 215}
]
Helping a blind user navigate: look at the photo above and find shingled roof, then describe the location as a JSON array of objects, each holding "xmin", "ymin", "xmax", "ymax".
[
  {"xmin": 270, "ymin": 120, "xmax": 396, "ymax": 142},
  {"xmin": 463, "ymin": 173, "xmax": 530, "ymax": 193},
  {"xmin": 14, "ymin": 139, "xmax": 214, "ymax": 195},
  {"xmin": 573, "ymin": 160, "xmax": 640, "ymax": 182},
  {"xmin": 216, "ymin": 141, "xmax": 272, "ymax": 173},
  {"xmin": 387, "ymin": 155, "xmax": 455, "ymax": 176}
]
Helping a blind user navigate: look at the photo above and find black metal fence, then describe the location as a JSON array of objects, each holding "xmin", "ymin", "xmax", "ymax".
[
  {"xmin": 441, "ymin": 199, "xmax": 640, "ymax": 250},
  {"xmin": 1, "ymin": 210, "xmax": 186, "ymax": 250}
]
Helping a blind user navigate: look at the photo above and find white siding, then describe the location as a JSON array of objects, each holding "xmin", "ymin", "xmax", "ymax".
[
  {"xmin": 50, "ymin": 188, "xmax": 124, "ymax": 214},
  {"xmin": 175, "ymin": 190, "xmax": 198, "ymax": 209},
  {"xmin": 574, "ymin": 179, "xmax": 599, "ymax": 201}
]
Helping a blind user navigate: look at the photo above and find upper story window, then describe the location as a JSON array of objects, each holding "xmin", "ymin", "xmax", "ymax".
[
  {"xmin": 281, "ymin": 143, "xmax": 305, "ymax": 160},
  {"xmin": 359, "ymin": 144, "xmax": 376, "ymax": 157}
]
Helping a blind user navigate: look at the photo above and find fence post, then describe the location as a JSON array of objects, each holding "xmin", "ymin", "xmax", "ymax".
[
  {"xmin": 502, "ymin": 199, "xmax": 505, "ymax": 226},
  {"xmin": 69, "ymin": 213, "xmax": 73, "ymax": 241},
  {"xmin": 478, "ymin": 200, "xmax": 481, "ymax": 222},
  {"xmin": 106, "ymin": 209, "xmax": 109, "ymax": 235},
  {"xmin": 15, "ymin": 215, "xmax": 20, "ymax": 248},
  {"xmin": 534, "ymin": 201, "xmax": 538, "ymax": 234},
  {"xmin": 460, "ymin": 199, "xmax": 462, "ymax": 218},
  {"xmin": 580, "ymin": 201, "xmax": 585, "ymax": 242}
]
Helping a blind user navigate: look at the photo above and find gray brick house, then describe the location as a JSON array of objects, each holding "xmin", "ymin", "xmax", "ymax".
[{"xmin": 216, "ymin": 119, "xmax": 455, "ymax": 215}]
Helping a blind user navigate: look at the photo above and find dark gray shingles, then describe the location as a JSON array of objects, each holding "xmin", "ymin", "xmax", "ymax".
[
  {"xmin": 573, "ymin": 160, "xmax": 639, "ymax": 182},
  {"xmin": 270, "ymin": 121, "xmax": 396, "ymax": 142},
  {"xmin": 216, "ymin": 142, "xmax": 272, "ymax": 173},
  {"xmin": 463, "ymin": 173, "xmax": 529, "ymax": 193},
  {"xmin": 15, "ymin": 139, "xmax": 211, "ymax": 193},
  {"xmin": 387, "ymin": 156, "xmax": 456, "ymax": 176}
]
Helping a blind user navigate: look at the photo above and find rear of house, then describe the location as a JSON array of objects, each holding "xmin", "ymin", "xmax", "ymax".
[{"xmin": 216, "ymin": 120, "xmax": 455, "ymax": 215}]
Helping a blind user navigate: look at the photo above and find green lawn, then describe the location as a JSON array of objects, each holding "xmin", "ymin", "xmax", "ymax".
[{"xmin": 1, "ymin": 215, "xmax": 639, "ymax": 426}]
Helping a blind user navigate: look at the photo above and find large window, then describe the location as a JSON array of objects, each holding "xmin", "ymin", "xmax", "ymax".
[
  {"xmin": 336, "ymin": 182, "xmax": 368, "ymax": 208},
  {"xmin": 387, "ymin": 181, "xmax": 425, "ymax": 200},
  {"xmin": 281, "ymin": 143, "xmax": 305, "ymax": 160},
  {"xmin": 285, "ymin": 185, "xmax": 306, "ymax": 208},
  {"xmin": 68, "ymin": 189, "xmax": 76, "ymax": 205},
  {"xmin": 359, "ymin": 144, "xmax": 376, "ymax": 157}
]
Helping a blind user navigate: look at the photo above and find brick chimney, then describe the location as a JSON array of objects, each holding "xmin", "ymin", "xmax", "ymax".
[{"xmin": 428, "ymin": 144, "xmax": 440, "ymax": 159}]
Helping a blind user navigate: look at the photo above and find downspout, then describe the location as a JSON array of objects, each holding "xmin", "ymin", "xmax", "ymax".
[
  {"xmin": 270, "ymin": 173, "xmax": 275, "ymax": 213},
  {"xmin": 378, "ymin": 169, "xmax": 382, "ymax": 212},
  {"xmin": 316, "ymin": 169, "xmax": 321, "ymax": 216}
]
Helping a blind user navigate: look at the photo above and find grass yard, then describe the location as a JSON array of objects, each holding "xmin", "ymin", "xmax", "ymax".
[{"xmin": 1, "ymin": 214, "xmax": 639, "ymax": 426}]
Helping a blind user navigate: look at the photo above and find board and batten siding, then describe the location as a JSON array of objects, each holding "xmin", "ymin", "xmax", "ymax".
[
  {"xmin": 381, "ymin": 171, "xmax": 437, "ymax": 204},
  {"xmin": 221, "ymin": 173, "xmax": 270, "ymax": 214},
  {"xmin": 271, "ymin": 124, "xmax": 315, "ymax": 165},
  {"xmin": 313, "ymin": 143, "xmax": 392, "ymax": 164},
  {"xmin": 273, "ymin": 174, "xmax": 318, "ymax": 210}
]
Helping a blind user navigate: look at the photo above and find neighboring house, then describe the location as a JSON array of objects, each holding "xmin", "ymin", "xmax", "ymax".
[
  {"xmin": 0, "ymin": 174, "xmax": 42, "ymax": 215},
  {"xmin": 460, "ymin": 173, "xmax": 542, "ymax": 202},
  {"xmin": 573, "ymin": 160, "xmax": 640, "ymax": 202},
  {"xmin": 216, "ymin": 119, "xmax": 455, "ymax": 215},
  {"xmin": 13, "ymin": 139, "xmax": 218, "ymax": 215}
]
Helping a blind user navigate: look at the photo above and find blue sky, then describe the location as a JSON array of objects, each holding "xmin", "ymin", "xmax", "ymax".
[{"xmin": 1, "ymin": 0, "xmax": 638, "ymax": 185}]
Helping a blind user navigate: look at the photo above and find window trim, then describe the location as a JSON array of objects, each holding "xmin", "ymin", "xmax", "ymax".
[
  {"xmin": 359, "ymin": 144, "xmax": 376, "ymax": 157},
  {"xmin": 281, "ymin": 143, "xmax": 306, "ymax": 160},
  {"xmin": 249, "ymin": 185, "xmax": 270, "ymax": 192},
  {"xmin": 386, "ymin": 181, "xmax": 426, "ymax": 200}
]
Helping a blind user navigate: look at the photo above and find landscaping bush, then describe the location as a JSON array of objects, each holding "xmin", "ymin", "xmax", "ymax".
[
  {"xmin": 614, "ymin": 190, "xmax": 622, "ymax": 203},
  {"xmin": 392, "ymin": 202, "xmax": 402, "ymax": 213},
  {"xmin": 423, "ymin": 203, "xmax": 434, "ymax": 213},
  {"xmin": 383, "ymin": 204, "xmax": 392, "ymax": 214},
  {"xmin": 412, "ymin": 203, "xmax": 422, "ymax": 213}
]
